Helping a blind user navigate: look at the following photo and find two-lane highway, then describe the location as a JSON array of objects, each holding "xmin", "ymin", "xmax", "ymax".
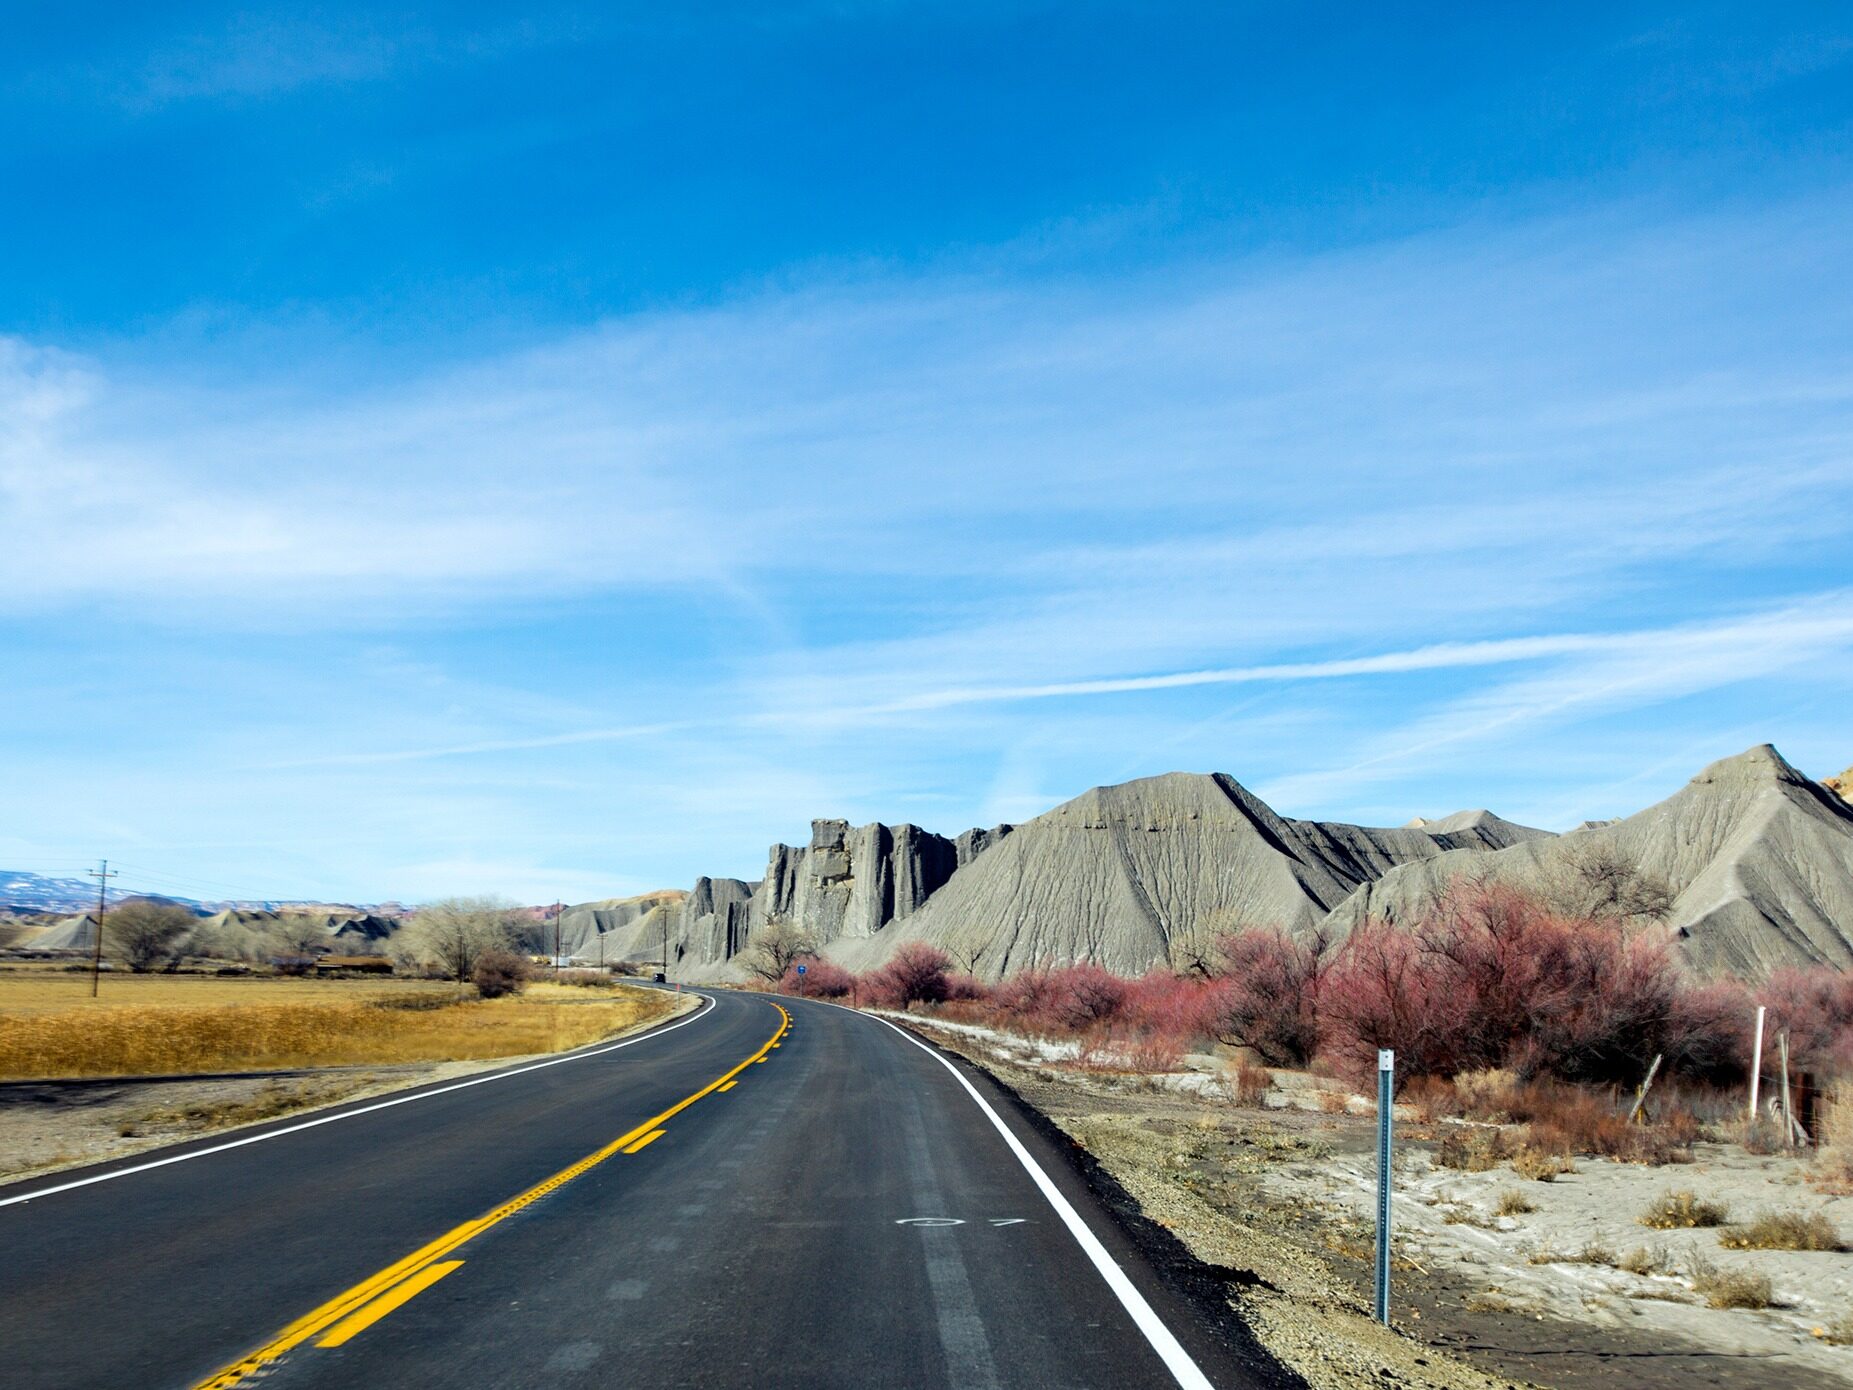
[{"xmin": 0, "ymin": 989, "xmax": 1288, "ymax": 1388}]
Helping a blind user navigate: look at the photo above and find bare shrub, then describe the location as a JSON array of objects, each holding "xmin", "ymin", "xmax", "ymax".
[
  {"xmin": 1719, "ymin": 1209, "xmax": 1841, "ymax": 1251},
  {"xmin": 1203, "ymin": 927, "xmax": 1325, "ymax": 1067},
  {"xmin": 1688, "ymin": 1255, "xmax": 1773, "ymax": 1310},
  {"xmin": 472, "ymin": 949, "xmax": 531, "ymax": 1000},
  {"xmin": 1640, "ymin": 1189, "xmax": 1729, "ymax": 1229}
]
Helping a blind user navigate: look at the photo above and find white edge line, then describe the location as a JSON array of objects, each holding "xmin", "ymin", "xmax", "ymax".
[
  {"xmin": 0, "ymin": 993, "xmax": 716, "ymax": 1211},
  {"xmin": 834, "ymin": 1001, "xmax": 1217, "ymax": 1390}
]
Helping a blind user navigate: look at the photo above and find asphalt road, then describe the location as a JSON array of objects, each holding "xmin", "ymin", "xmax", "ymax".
[{"xmin": 0, "ymin": 989, "xmax": 1284, "ymax": 1389}]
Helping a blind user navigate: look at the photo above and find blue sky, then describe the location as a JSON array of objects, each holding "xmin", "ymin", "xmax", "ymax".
[{"xmin": 3, "ymin": 3, "xmax": 1852, "ymax": 905}]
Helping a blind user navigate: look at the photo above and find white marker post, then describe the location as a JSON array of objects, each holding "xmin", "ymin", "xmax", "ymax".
[
  {"xmin": 1375, "ymin": 1048, "xmax": 1394, "ymax": 1326},
  {"xmin": 1749, "ymin": 1005, "xmax": 1767, "ymax": 1120}
]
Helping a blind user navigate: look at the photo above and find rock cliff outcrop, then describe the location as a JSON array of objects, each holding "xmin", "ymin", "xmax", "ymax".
[
  {"xmin": 1327, "ymin": 745, "xmax": 1853, "ymax": 976},
  {"xmin": 870, "ymin": 772, "xmax": 1549, "ymax": 979}
]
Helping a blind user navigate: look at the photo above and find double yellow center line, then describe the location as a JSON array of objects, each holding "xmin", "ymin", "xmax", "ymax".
[{"xmin": 195, "ymin": 1002, "xmax": 791, "ymax": 1388}]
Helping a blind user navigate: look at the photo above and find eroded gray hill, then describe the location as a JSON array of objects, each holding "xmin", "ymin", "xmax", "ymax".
[
  {"xmin": 863, "ymin": 772, "xmax": 1549, "ymax": 980},
  {"xmin": 1325, "ymin": 745, "xmax": 1853, "ymax": 976}
]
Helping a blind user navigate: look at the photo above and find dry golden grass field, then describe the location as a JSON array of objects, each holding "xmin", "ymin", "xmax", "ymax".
[{"xmin": 0, "ymin": 968, "xmax": 676, "ymax": 1079}]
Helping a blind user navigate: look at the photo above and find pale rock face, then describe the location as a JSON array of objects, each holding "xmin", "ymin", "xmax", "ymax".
[
  {"xmin": 1326, "ymin": 745, "xmax": 1853, "ymax": 978},
  {"xmin": 583, "ymin": 744, "xmax": 1852, "ymax": 986},
  {"xmin": 868, "ymin": 772, "xmax": 1550, "ymax": 980},
  {"xmin": 751, "ymin": 819, "xmax": 962, "ymax": 943}
]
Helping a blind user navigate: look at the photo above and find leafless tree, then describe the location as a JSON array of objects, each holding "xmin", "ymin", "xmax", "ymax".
[
  {"xmin": 400, "ymin": 896, "xmax": 520, "ymax": 984},
  {"xmin": 741, "ymin": 919, "xmax": 817, "ymax": 983},
  {"xmin": 1562, "ymin": 841, "xmax": 1674, "ymax": 922},
  {"xmin": 106, "ymin": 900, "xmax": 196, "ymax": 972}
]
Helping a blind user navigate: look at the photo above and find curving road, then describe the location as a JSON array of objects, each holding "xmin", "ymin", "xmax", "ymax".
[{"xmin": 0, "ymin": 989, "xmax": 1288, "ymax": 1389}]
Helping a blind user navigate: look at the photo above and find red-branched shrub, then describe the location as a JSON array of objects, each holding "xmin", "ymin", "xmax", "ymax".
[
  {"xmin": 1763, "ymin": 967, "xmax": 1853, "ymax": 1072},
  {"xmin": 1664, "ymin": 979, "xmax": 1752, "ymax": 1084},
  {"xmin": 1203, "ymin": 927, "xmax": 1324, "ymax": 1066},
  {"xmin": 993, "ymin": 970, "xmax": 1061, "ymax": 1028},
  {"xmin": 1320, "ymin": 886, "xmax": 1683, "ymax": 1087},
  {"xmin": 778, "ymin": 959, "xmax": 854, "ymax": 998},
  {"xmin": 1124, "ymin": 972, "xmax": 1215, "ymax": 1045},
  {"xmin": 1041, "ymin": 964, "xmax": 1129, "ymax": 1030},
  {"xmin": 1319, "ymin": 920, "xmax": 1465, "ymax": 1083},
  {"xmin": 943, "ymin": 972, "xmax": 988, "ymax": 1002},
  {"xmin": 873, "ymin": 942, "xmax": 954, "ymax": 1007}
]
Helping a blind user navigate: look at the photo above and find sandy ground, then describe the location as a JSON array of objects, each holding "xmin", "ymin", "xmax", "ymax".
[
  {"xmin": 899, "ymin": 1013, "xmax": 1853, "ymax": 1390},
  {"xmin": 0, "ymin": 990, "xmax": 698, "ymax": 1186}
]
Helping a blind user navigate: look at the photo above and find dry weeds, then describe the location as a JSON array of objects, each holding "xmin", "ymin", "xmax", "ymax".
[
  {"xmin": 1639, "ymin": 1189, "xmax": 1730, "ymax": 1229},
  {"xmin": 0, "ymin": 985, "xmax": 672, "ymax": 1078},
  {"xmin": 1718, "ymin": 1209, "xmax": 1842, "ymax": 1252},
  {"xmin": 1687, "ymin": 1255, "xmax": 1774, "ymax": 1310}
]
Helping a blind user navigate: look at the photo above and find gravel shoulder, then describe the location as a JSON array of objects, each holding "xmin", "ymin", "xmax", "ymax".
[{"xmin": 901, "ymin": 1014, "xmax": 1853, "ymax": 1390}]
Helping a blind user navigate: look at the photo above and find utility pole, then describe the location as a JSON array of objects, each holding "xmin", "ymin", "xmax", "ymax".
[
  {"xmin": 87, "ymin": 860, "xmax": 117, "ymax": 998},
  {"xmin": 553, "ymin": 899, "xmax": 562, "ymax": 977}
]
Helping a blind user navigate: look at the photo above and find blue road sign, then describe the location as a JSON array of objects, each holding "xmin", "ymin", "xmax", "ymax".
[{"xmin": 796, "ymin": 963, "xmax": 807, "ymax": 975}]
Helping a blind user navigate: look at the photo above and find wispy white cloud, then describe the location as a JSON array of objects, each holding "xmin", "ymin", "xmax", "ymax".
[{"xmin": 6, "ymin": 190, "xmax": 1853, "ymax": 897}]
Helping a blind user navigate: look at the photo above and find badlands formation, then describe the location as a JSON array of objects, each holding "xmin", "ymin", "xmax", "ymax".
[{"xmin": 627, "ymin": 742, "xmax": 1853, "ymax": 984}]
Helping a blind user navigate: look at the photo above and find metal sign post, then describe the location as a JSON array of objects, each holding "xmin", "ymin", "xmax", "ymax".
[{"xmin": 1375, "ymin": 1048, "xmax": 1394, "ymax": 1326}]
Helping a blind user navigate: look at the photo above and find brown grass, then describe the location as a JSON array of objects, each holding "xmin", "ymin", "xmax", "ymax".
[
  {"xmin": 1436, "ymin": 1126, "xmax": 1515, "ymax": 1171},
  {"xmin": 0, "ymin": 969, "xmax": 454, "ymax": 1017},
  {"xmin": 0, "ymin": 984, "xmax": 673, "ymax": 1079},
  {"xmin": 1494, "ymin": 1188, "xmax": 1537, "ymax": 1216},
  {"xmin": 1688, "ymin": 1255, "xmax": 1773, "ymax": 1309},
  {"xmin": 1811, "ymin": 1093, "xmax": 1853, "ymax": 1193},
  {"xmin": 1818, "ymin": 1311, "xmax": 1853, "ymax": 1345},
  {"xmin": 1511, "ymin": 1146, "xmax": 1576, "ymax": 1182},
  {"xmin": 1223, "ymin": 1060, "xmax": 1272, "ymax": 1107},
  {"xmin": 1640, "ymin": 1189, "xmax": 1729, "ymax": 1229},
  {"xmin": 1617, "ymin": 1245, "xmax": 1669, "ymax": 1275},
  {"xmin": 1718, "ymin": 1209, "xmax": 1842, "ymax": 1251}
]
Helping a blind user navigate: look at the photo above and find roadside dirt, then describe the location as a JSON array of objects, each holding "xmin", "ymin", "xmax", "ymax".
[{"xmin": 907, "ymin": 1018, "xmax": 1853, "ymax": 1390}]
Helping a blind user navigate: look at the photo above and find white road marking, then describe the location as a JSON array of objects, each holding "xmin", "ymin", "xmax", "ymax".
[
  {"xmin": 988, "ymin": 1218, "xmax": 1026, "ymax": 1226},
  {"xmin": 895, "ymin": 1217, "xmax": 965, "ymax": 1227},
  {"xmin": 0, "ymin": 995, "xmax": 717, "ymax": 1211},
  {"xmin": 854, "ymin": 1007, "xmax": 1219, "ymax": 1390}
]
